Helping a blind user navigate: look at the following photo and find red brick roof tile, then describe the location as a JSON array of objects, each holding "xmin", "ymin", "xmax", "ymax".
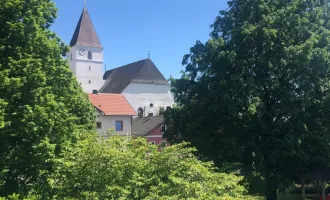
[{"xmin": 88, "ymin": 93, "xmax": 136, "ymax": 116}]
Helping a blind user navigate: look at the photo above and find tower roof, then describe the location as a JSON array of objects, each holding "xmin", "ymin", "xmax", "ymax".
[{"xmin": 70, "ymin": 8, "xmax": 102, "ymax": 48}]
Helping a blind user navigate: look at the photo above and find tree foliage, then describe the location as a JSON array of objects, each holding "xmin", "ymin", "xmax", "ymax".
[
  {"xmin": 29, "ymin": 135, "xmax": 246, "ymax": 200},
  {"xmin": 0, "ymin": 0, "xmax": 95, "ymax": 196},
  {"xmin": 165, "ymin": 0, "xmax": 330, "ymax": 199}
]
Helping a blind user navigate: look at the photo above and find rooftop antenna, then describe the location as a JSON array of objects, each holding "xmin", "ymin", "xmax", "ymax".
[
  {"xmin": 104, "ymin": 64, "xmax": 107, "ymax": 72},
  {"xmin": 148, "ymin": 51, "xmax": 150, "ymax": 58}
]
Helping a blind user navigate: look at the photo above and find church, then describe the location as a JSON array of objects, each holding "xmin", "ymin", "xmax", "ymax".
[
  {"xmin": 68, "ymin": 7, "xmax": 174, "ymax": 117},
  {"xmin": 67, "ymin": 6, "xmax": 173, "ymax": 143}
]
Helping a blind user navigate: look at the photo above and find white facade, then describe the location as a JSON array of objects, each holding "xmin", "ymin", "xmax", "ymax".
[
  {"xmin": 69, "ymin": 45, "xmax": 104, "ymax": 93},
  {"xmin": 95, "ymin": 110, "xmax": 132, "ymax": 136},
  {"xmin": 122, "ymin": 83, "xmax": 174, "ymax": 115}
]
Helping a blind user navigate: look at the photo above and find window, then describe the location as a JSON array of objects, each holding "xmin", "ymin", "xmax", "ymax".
[
  {"xmin": 161, "ymin": 141, "xmax": 167, "ymax": 149},
  {"xmin": 150, "ymin": 103, "xmax": 154, "ymax": 108},
  {"xmin": 137, "ymin": 107, "xmax": 144, "ymax": 118},
  {"xmin": 115, "ymin": 121, "xmax": 123, "ymax": 131},
  {"xmin": 89, "ymin": 66, "xmax": 91, "ymax": 71},
  {"xmin": 87, "ymin": 51, "xmax": 92, "ymax": 60},
  {"xmin": 161, "ymin": 125, "xmax": 167, "ymax": 134},
  {"xmin": 96, "ymin": 122, "xmax": 102, "ymax": 129},
  {"xmin": 88, "ymin": 80, "xmax": 91, "ymax": 84},
  {"xmin": 149, "ymin": 141, "xmax": 155, "ymax": 145}
]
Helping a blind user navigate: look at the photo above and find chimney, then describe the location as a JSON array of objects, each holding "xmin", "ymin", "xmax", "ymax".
[
  {"xmin": 148, "ymin": 113, "xmax": 153, "ymax": 118},
  {"xmin": 92, "ymin": 90, "xmax": 98, "ymax": 94}
]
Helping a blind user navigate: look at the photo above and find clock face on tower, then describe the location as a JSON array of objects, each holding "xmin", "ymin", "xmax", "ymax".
[{"xmin": 78, "ymin": 48, "xmax": 86, "ymax": 56}]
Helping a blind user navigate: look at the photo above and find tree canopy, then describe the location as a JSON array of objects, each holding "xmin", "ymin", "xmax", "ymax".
[
  {"xmin": 30, "ymin": 135, "xmax": 247, "ymax": 200},
  {"xmin": 0, "ymin": 0, "xmax": 95, "ymax": 196},
  {"xmin": 165, "ymin": 0, "xmax": 330, "ymax": 199}
]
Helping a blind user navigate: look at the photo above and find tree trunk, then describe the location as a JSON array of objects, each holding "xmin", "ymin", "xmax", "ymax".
[{"xmin": 266, "ymin": 189, "xmax": 278, "ymax": 200}]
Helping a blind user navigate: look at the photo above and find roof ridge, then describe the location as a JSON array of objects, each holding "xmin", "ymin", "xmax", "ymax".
[
  {"xmin": 104, "ymin": 58, "xmax": 148, "ymax": 72},
  {"xmin": 100, "ymin": 58, "xmax": 168, "ymax": 94},
  {"xmin": 95, "ymin": 93, "xmax": 123, "ymax": 95},
  {"xmin": 131, "ymin": 59, "xmax": 148, "ymax": 80}
]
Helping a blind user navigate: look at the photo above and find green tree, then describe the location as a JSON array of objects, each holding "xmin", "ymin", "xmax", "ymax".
[
  {"xmin": 35, "ymin": 135, "xmax": 247, "ymax": 200},
  {"xmin": 165, "ymin": 0, "xmax": 330, "ymax": 199},
  {"xmin": 0, "ymin": 0, "xmax": 95, "ymax": 196}
]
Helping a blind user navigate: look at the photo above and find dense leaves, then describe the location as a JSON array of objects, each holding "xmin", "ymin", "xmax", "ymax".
[
  {"xmin": 0, "ymin": 0, "xmax": 95, "ymax": 196},
  {"xmin": 35, "ymin": 135, "xmax": 247, "ymax": 200},
  {"xmin": 165, "ymin": 0, "xmax": 330, "ymax": 199}
]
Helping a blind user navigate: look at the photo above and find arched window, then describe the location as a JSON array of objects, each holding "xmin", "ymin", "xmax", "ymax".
[
  {"xmin": 88, "ymin": 80, "xmax": 91, "ymax": 84},
  {"xmin": 137, "ymin": 107, "xmax": 144, "ymax": 118},
  {"xmin": 89, "ymin": 66, "xmax": 91, "ymax": 71},
  {"xmin": 87, "ymin": 51, "xmax": 92, "ymax": 60}
]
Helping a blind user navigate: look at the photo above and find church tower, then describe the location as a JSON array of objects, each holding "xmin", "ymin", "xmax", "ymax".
[{"xmin": 69, "ymin": 8, "xmax": 104, "ymax": 93}]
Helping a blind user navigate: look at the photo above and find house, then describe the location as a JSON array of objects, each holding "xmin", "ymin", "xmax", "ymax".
[
  {"xmin": 132, "ymin": 115, "xmax": 169, "ymax": 148},
  {"xmin": 88, "ymin": 93, "xmax": 137, "ymax": 136},
  {"xmin": 99, "ymin": 58, "xmax": 175, "ymax": 115}
]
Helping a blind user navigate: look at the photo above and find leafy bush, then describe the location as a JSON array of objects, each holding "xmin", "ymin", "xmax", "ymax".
[{"xmin": 30, "ymin": 135, "xmax": 247, "ymax": 200}]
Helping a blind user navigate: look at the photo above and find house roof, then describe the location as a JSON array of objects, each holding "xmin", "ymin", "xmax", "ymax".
[
  {"xmin": 70, "ymin": 8, "xmax": 102, "ymax": 48},
  {"xmin": 88, "ymin": 93, "xmax": 136, "ymax": 116},
  {"xmin": 132, "ymin": 116, "xmax": 164, "ymax": 136},
  {"xmin": 99, "ymin": 58, "xmax": 168, "ymax": 94}
]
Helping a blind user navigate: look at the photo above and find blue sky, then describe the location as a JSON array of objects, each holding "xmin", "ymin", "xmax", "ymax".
[{"xmin": 52, "ymin": 0, "xmax": 228, "ymax": 78}]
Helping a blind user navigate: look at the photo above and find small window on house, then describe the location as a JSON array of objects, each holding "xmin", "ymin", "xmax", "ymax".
[
  {"xmin": 150, "ymin": 103, "xmax": 154, "ymax": 108},
  {"xmin": 161, "ymin": 141, "xmax": 167, "ymax": 149},
  {"xmin": 149, "ymin": 141, "xmax": 155, "ymax": 145},
  {"xmin": 96, "ymin": 122, "xmax": 102, "ymax": 129},
  {"xmin": 88, "ymin": 80, "xmax": 91, "ymax": 84},
  {"xmin": 115, "ymin": 121, "xmax": 123, "ymax": 131},
  {"xmin": 89, "ymin": 66, "xmax": 91, "ymax": 71},
  {"xmin": 161, "ymin": 125, "xmax": 166, "ymax": 134},
  {"xmin": 87, "ymin": 51, "xmax": 92, "ymax": 60}
]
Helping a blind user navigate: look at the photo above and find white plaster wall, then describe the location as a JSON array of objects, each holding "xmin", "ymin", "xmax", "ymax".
[
  {"xmin": 69, "ymin": 45, "xmax": 104, "ymax": 93},
  {"xmin": 69, "ymin": 46, "xmax": 77, "ymax": 74},
  {"xmin": 95, "ymin": 112, "xmax": 132, "ymax": 136},
  {"xmin": 122, "ymin": 83, "xmax": 174, "ymax": 115},
  {"xmin": 75, "ymin": 46, "xmax": 103, "ymax": 61},
  {"xmin": 75, "ymin": 60, "xmax": 104, "ymax": 93}
]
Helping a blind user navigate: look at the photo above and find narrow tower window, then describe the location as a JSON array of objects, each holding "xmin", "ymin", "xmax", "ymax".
[
  {"xmin": 87, "ymin": 51, "xmax": 92, "ymax": 60},
  {"xmin": 89, "ymin": 66, "xmax": 91, "ymax": 71},
  {"xmin": 88, "ymin": 80, "xmax": 91, "ymax": 84}
]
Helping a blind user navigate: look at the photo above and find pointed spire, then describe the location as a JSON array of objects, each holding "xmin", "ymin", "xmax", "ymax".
[{"xmin": 70, "ymin": 8, "xmax": 102, "ymax": 48}]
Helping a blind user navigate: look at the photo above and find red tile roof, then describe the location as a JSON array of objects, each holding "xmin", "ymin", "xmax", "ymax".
[{"xmin": 88, "ymin": 93, "xmax": 137, "ymax": 116}]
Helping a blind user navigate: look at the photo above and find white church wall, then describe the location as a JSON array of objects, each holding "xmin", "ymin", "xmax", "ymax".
[
  {"xmin": 75, "ymin": 46, "xmax": 103, "ymax": 61},
  {"xmin": 122, "ymin": 83, "xmax": 174, "ymax": 115},
  {"xmin": 95, "ymin": 112, "xmax": 132, "ymax": 136},
  {"xmin": 69, "ymin": 45, "xmax": 104, "ymax": 93},
  {"xmin": 69, "ymin": 46, "xmax": 77, "ymax": 74},
  {"xmin": 75, "ymin": 60, "xmax": 104, "ymax": 93}
]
